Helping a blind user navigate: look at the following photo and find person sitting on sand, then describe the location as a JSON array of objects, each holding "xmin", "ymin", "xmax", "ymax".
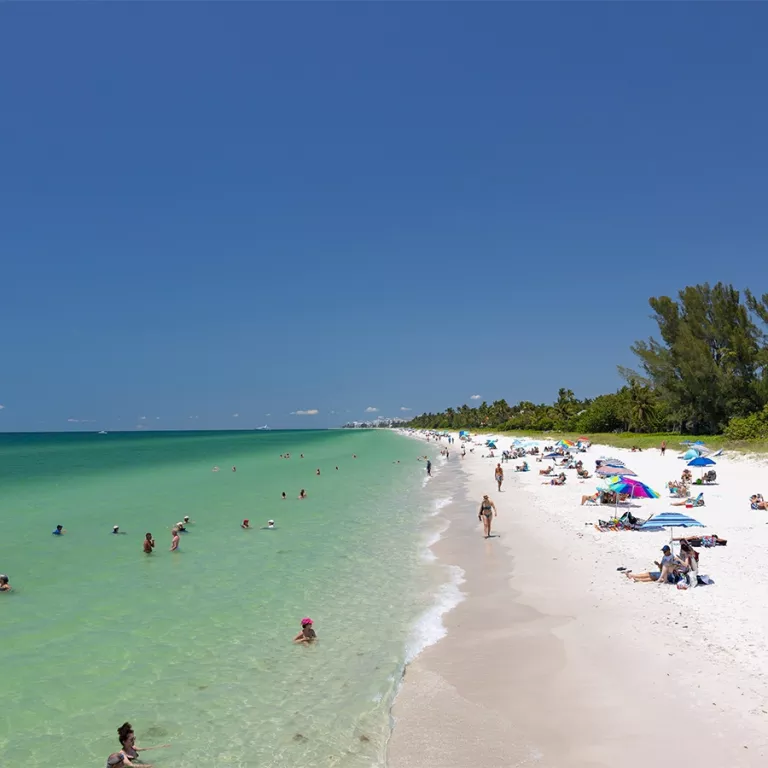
[
  {"xmin": 678, "ymin": 539, "xmax": 699, "ymax": 587},
  {"xmin": 581, "ymin": 492, "xmax": 600, "ymax": 505},
  {"xmin": 750, "ymin": 494, "xmax": 767, "ymax": 510},
  {"xmin": 545, "ymin": 473, "xmax": 566, "ymax": 486},
  {"xmin": 0, "ymin": 574, "xmax": 11, "ymax": 592},
  {"xmin": 539, "ymin": 465, "xmax": 553, "ymax": 476},
  {"xmin": 117, "ymin": 722, "xmax": 170, "ymax": 763},
  {"xmin": 478, "ymin": 494, "xmax": 497, "ymax": 538},
  {"xmin": 577, "ymin": 468, "xmax": 591, "ymax": 479},
  {"xmin": 143, "ymin": 533, "xmax": 155, "ymax": 554},
  {"xmin": 624, "ymin": 545, "xmax": 681, "ymax": 583},
  {"xmin": 294, "ymin": 617, "xmax": 317, "ymax": 644},
  {"xmin": 515, "ymin": 461, "xmax": 529, "ymax": 472},
  {"xmin": 681, "ymin": 469, "xmax": 693, "ymax": 483}
]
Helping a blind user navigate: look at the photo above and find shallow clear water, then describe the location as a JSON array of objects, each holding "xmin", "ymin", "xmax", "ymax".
[{"xmin": 0, "ymin": 430, "xmax": 448, "ymax": 767}]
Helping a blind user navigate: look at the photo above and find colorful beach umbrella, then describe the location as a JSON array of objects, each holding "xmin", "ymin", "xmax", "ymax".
[
  {"xmin": 608, "ymin": 477, "xmax": 660, "ymax": 499},
  {"xmin": 558, "ymin": 439, "xmax": 575, "ymax": 448}
]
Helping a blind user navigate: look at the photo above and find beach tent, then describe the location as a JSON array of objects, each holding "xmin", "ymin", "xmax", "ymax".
[
  {"xmin": 487, "ymin": 441, "xmax": 497, "ymax": 449},
  {"xmin": 681, "ymin": 448, "xmax": 701, "ymax": 460},
  {"xmin": 459, "ymin": 431, "xmax": 470, "ymax": 437}
]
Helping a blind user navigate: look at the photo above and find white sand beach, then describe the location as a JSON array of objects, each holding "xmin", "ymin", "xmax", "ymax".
[{"xmin": 389, "ymin": 433, "xmax": 768, "ymax": 767}]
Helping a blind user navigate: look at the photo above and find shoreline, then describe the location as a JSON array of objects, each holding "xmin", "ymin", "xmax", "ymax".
[{"xmin": 388, "ymin": 432, "xmax": 768, "ymax": 767}]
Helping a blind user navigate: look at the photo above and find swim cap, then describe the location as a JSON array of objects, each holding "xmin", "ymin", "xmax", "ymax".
[
  {"xmin": 268, "ymin": 520, "xmax": 274, "ymax": 525},
  {"xmin": 0, "ymin": 574, "xmax": 8, "ymax": 582},
  {"xmin": 184, "ymin": 516, "xmax": 190, "ymax": 521},
  {"xmin": 177, "ymin": 522, "xmax": 184, "ymax": 528},
  {"xmin": 243, "ymin": 519, "xmax": 249, "ymax": 524},
  {"xmin": 113, "ymin": 525, "xmax": 119, "ymax": 530},
  {"xmin": 301, "ymin": 617, "xmax": 313, "ymax": 626}
]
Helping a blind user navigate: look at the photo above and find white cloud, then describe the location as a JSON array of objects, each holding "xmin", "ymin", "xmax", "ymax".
[
  {"xmin": 470, "ymin": 394, "xmax": 482, "ymax": 400},
  {"xmin": 365, "ymin": 406, "xmax": 379, "ymax": 413},
  {"xmin": 400, "ymin": 406, "xmax": 412, "ymax": 412},
  {"xmin": 0, "ymin": 404, "xmax": 5, "ymax": 410},
  {"xmin": 67, "ymin": 418, "xmax": 80, "ymax": 423},
  {"xmin": 67, "ymin": 418, "xmax": 96, "ymax": 423},
  {"xmin": 292, "ymin": 409, "xmax": 319, "ymax": 416},
  {"xmin": 139, "ymin": 416, "xmax": 147, "ymax": 420},
  {"xmin": 265, "ymin": 413, "xmax": 271, "ymax": 417},
  {"xmin": 232, "ymin": 413, "xmax": 239, "ymax": 418},
  {"xmin": 156, "ymin": 417, "xmax": 160, "ymax": 420},
  {"xmin": 189, "ymin": 415, "xmax": 199, "ymax": 420}
]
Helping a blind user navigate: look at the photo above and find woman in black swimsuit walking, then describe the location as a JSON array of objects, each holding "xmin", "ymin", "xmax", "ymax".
[{"xmin": 478, "ymin": 495, "xmax": 497, "ymax": 538}]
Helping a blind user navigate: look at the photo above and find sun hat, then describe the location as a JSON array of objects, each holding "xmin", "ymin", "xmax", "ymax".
[
  {"xmin": 661, "ymin": 545, "xmax": 671, "ymax": 552},
  {"xmin": 301, "ymin": 617, "xmax": 313, "ymax": 626}
]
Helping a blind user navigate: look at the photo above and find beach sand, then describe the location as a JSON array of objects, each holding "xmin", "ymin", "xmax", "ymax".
[{"xmin": 389, "ymin": 434, "xmax": 768, "ymax": 767}]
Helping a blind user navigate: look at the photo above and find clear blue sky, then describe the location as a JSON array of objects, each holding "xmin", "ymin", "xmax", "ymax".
[{"xmin": 2, "ymin": 4, "xmax": 767, "ymax": 431}]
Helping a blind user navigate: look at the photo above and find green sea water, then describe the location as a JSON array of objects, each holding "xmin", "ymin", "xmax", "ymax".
[{"xmin": 0, "ymin": 429, "xmax": 451, "ymax": 767}]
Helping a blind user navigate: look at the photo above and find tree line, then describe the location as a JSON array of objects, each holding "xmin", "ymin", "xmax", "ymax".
[{"xmin": 407, "ymin": 283, "xmax": 768, "ymax": 439}]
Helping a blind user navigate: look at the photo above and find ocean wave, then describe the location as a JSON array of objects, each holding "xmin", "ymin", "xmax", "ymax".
[
  {"xmin": 421, "ymin": 518, "xmax": 450, "ymax": 562},
  {"xmin": 404, "ymin": 565, "xmax": 466, "ymax": 664},
  {"xmin": 430, "ymin": 496, "xmax": 453, "ymax": 516}
]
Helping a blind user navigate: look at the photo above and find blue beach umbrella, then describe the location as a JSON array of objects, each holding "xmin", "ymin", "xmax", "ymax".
[
  {"xmin": 688, "ymin": 457, "xmax": 716, "ymax": 467},
  {"xmin": 639, "ymin": 512, "xmax": 705, "ymax": 541}
]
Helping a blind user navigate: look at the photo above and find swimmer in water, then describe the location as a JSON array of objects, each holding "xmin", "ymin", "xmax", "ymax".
[
  {"xmin": 299, "ymin": 489, "xmax": 306, "ymax": 499},
  {"xmin": 281, "ymin": 492, "xmax": 286, "ymax": 500},
  {"xmin": 0, "ymin": 574, "xmax": 10, "ymax": 592},
  {"xmin": 143, "ymin": 533, "xmax": 155, "ymax": 554},
  {"xmin": 316, "ymin": 468, "xmax": 320, "ymax": 476},
  {"xmin": 241, "ymin": 519, "xmax": 250, "ymax": 529},
  {"xmin": 183, "ymin": 515, "xmax": 192, "ymax": 526},
  {"xmin": 300, "ymin": 454, "xmax": 304, "ymax": 459},
  {"xmin": 232, "ymin": 466, "xmax": 236, "ymax": 472},
  {"xmin": 212, "ymin": 466, "xmax": 220, "ymax": 472},
  {"xmin": 112, "ymin": 525, "xmax": 120, "ymax": 534},
  {"xmin": 117, "ymin": 722, "xmax": 170, "ymax": 764},
  {"xmin": 353, "ymin": 454, "xmax": 357, "ymax": 459},
  {"xmin": 52, "ymin": 524, "xmax": 65, "ymax": 535},
  {"xmin": 336, "ymin": 466, "xmax": 339, "ymax": 470},
  {"xmin": 262, "ymin": 519, "xmax": 275, "ymax": 529},
  {"xmin": 170, "ymin": 529, "xmax": 180, "ymax": 551},
  {"xmin": 293, "ymin": 617, "xmax": 317, "ymax": 644},
  {"xmin": 176, "ymin": 521, "xmax": 187, "ymax": 533}
]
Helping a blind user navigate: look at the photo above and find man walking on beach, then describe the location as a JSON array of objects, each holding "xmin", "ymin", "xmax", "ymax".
[
  {"xmin": 495, "ymin": 463, "xmax": 504, "ymax": 491},
  {"xmin": 661, "ymin": 440, "xmax": 667, "ymax": 456}
]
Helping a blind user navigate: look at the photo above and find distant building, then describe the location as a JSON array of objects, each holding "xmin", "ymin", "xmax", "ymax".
[{"xmin": 341, "ymin": 417, "xmax": 408, "ymax": 429}]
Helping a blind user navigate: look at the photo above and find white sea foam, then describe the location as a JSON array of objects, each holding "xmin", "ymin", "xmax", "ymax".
[
  {"xmin": 421, "ymin": 518, "xmax": 450, "ymax": 562},
  {"xmin": 431, "ymin": 496, "xmax": 453, "ymax": 516},
  {"xmin": 404, "ymin": 565, "xmax": 466, "ymax": 664}
]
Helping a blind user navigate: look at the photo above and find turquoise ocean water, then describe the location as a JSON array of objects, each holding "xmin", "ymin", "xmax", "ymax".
[{"xmin": 0, "ymin": 430, "xmax": 458, "ymax": 767}]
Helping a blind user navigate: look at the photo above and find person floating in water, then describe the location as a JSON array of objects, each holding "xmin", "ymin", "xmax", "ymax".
[
  {"xmin": 294, "ymin": 617, "xmax": 317, "ymax": 644},
  {"xmin": 262, "ymin": 519, "xmax": 275, "ymax": 530},
  {"xmin": 241, "ymin": 519, "xmax": 250, "ymax": 529},
  {"xmin": 299, "ymin": 489, "xmax": 307, "ymax": 499},
  {"xmin": 116, "ymin": 721, "xmax": 170, "ymax": 764},
  {"xmin": 170, "ymin": 529, "xmax": 180, "ymax": 551},
  {"xmin": 232, "ymin": 466, "xmax": 237, "ymax": 472},
  {"xmin": 316, "ymin": 468, "xmax": 321, "ymax": 476},
  {"xmin": 212, "ymin": 466, "xmax": 220, "ymax": 472},
  {"xmin": 52, "ymin": 524, "xmax": 65, "ymax": 535},
  {"xmin": 0, "ymin": 574, "xmax": 10, "ymax": 592},
  {"xmin": 143, "ymin": 533, "xmax": 155, "ymax": 554},
  {"xmin": 281, "ymin": 492, "xmax": 287, "ymax": 500}
]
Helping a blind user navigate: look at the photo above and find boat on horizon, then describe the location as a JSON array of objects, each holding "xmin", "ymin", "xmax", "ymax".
[
  {"xmin": 255, "ymin": 425, "xmax": 271, "ymax": 431},
  {"xmin": 97, "ymin": 430, "xmax": 108, "ymax": 435}
]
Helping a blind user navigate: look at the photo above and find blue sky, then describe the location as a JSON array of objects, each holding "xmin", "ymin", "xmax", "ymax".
[{"xmin": 1, "ymin": 5, "xmax": 767, "ymax": 431}]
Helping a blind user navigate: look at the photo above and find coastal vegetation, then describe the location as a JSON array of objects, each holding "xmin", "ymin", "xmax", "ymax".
[{"xmin": 408, "ymin": 283, "xmax": 768, "ymax": 441}]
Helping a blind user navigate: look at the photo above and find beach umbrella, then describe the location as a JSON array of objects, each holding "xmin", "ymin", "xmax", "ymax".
[
  {"xmin": 596, "ymin": 465, "xmax": 637, "ymax": 477},
  {"xmin": 639, "ymin": 512, "xmax": 705, "ymax": 543},
  {"xmin": 543, "ymin": 452, "xmax": 561, "ymax": 459},
  {"xmin": 688, "ymin": 456, "xmax": 715, "ymax": 467},
  {"xmin": 681, "ymin": 448, "xmax": 701, "ymax": 460},
  {"xmin": 558, "ymin": 439, "xmax": 575, "ymax": 448},
  {"xmin": 487, "ymin": 441, "xmax": 497, "ymax": 449},
  {"xmin": 608, "ymin": 477, "xmax": 660, "ymax": 500}
]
